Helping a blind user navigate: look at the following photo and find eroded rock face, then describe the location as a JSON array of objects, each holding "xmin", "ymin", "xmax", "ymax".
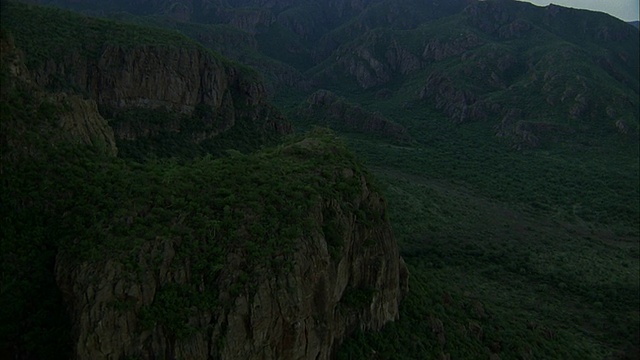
[
  {"xmin": 55, "ymin": 93, "xmax": 118, "ymax": 156},
  {"xmin": 420, "ymin": 72, "xmax": 496, "ymax": 124},
  {"xmin": 55, "ymin": 147, "xmax": 409, "ymax": 360},
  {"xmin": 34, "ymin": 45, "xmax": 262, "ymax": 115},
  {"xmin": 30, "ymin": 43, "xmax": 291, "ymax": 145},
  {"xmin": 0, "ymin": 33, "xmax": 118, "ymax": 156},
  {"xmin": 422, "ymin": 34, "xmax": 484, "ymax": 61},
  {"xmin": 213, "ymin": 194, "xmax": 408, "ymax": 360}
]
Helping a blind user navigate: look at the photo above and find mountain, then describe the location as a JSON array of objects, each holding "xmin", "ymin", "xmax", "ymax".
[
  {"xmin": 2, "ymin": 0, "xmax": 639, "ymax": 359},
  {"xmin": 307, "ymin": 0, "xmax": 639, "ymax": 148},
  {"xmin": 1, "ymin": 1, "xmax": 294, "ymax": 160},
  {"xmin": 0, "ymin": 2, "xmax": 407, "ymax": 359},
  {"xmin": 29, "ymin": 0, "xmax": 639, "ymax": 149},
  {"xmin": 629, "ymin": 21, "xmax": 639, "ymax": 29}
]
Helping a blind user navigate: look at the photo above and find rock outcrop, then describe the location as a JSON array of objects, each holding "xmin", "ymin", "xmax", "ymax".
[
  {"xmin": 33, "ymin": 45, "xmax": 291, "ymax": 150},
  {"xmin": 55, "ymin": 93, "xmax": 118, "ymax": 156},
  {"xmin": 5, "ymin": 1, "xmax": 292, "ymax": 155},
  {"xmin": 0, "ymin": 31, "xmax": 118, "ymax": 157},
  {"xmin": 55, "ymin": 136, "xmax": 409, "ymax": 360},
  {"xmin": 419, "ymin": 72, "xmax": 498, "ymax": 124}
]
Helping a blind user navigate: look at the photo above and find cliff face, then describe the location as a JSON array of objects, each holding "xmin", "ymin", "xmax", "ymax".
[
  {"xmin": 32, "ymin": 43, "xmax": 290, "ymax": 144},
  {"xmin": 35, "ymin": 45, "xmax": 230, "ymax": 112},
  {"xmin": 3, "ymin": 5, "xmax": 405, "ymax": 359},
  {"xmin": 55, "ymin": 136, "xmax": 409, "ymax": 360},
  {"xmin": 0, "ymin": 31, "xmax": 118, "ymax": 157},
  {"xmin": 5, "ymin": 1, "xmax": 292, "ymax": 156}
]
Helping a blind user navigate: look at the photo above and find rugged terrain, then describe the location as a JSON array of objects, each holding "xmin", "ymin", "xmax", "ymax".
[
  {"xmin": 1, "ymin": 2, "xmax": 407, "ymax": 359},
  {"xmin": 33, "ymin": 0, "xmax": 639, "ymax": 148},
  {"xmin": 2, "ymin": 0, "xmax": 639, "ymax": 359}
]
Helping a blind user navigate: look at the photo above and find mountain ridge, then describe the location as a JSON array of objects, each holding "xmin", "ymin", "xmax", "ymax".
[
  {"xmin": 1, "ymin": 3, "xmax": 408, "ymax": 358},
  {"xmin": 2, "ymin": 0, "xmax": 638, "ymax": 359},
  {"xmin": 27, "ymin": 0, "xmax": 638, "ymax": 149}
]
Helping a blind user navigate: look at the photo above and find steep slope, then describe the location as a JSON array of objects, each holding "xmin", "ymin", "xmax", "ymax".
[
  {"xmin": 0, "ymin": 29, "xmax": 118, "ymax": 159},
  {"xmin": 309, "ymin": 0, "xmax": 639, "ymax": 147},
  {"xmin": 3, "ymin": 0, "xmax": 639, "ymax": 359},
  {"xmin": 54, "ymin": 133, "xmax": 408, "ymax": 360},
  {"xmin": 22, "ymin": 0, "xmax": 469, "ymax": 78},
  {"xmin": 0, "ymin": 3, "xmax": 408, "ymax": 359},
  {"xmin": 3, "ymin": 1, "xmax": 291, "ymax": 160}
]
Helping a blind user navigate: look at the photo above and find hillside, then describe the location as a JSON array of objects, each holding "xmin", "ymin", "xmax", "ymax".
[
  {"xmin": 0, "ymin": 2, "xmax": 407, "ymax": 359},
  {"xmin": 3, "ymin": 0, "xmax": 640, "ymax": 359},
  {"xmin": 31, "ymin": 0, "xmax": 639, "ymax": 148}
]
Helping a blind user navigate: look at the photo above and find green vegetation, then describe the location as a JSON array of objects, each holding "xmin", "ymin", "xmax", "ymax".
[
  {"xmin": 301, "ymin": 0, "xmax": 639, "ymax": 147},
  {"xmin": 1, "ymin": 1, "xmax": 197, "ymax": 68},
  {"xmin": 2, "ymin": 0, "xmax": 638, "ymax": 359},
  {"xmin": 110, "ymin": 104, "xmax": 282, "ymax": 161},
  {"xmin": 1, "ymin": 72, "xmax": 369, "ymax": 354},
  {"xmin": 277, "ymin": 82, "xmax": 639, "ymax": 358},
  {"xmin": 0, "ymin": 7, "xmax": 369, "ymax": 354},
  {"xmin": 0, "ymin": 1, "xmax": 262, "ymax": 84}
]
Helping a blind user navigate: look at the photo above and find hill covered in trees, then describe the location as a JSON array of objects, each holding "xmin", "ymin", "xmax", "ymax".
[{"xmin": 2, "ymin": 0, "xmax": 639, "ymax": 359}]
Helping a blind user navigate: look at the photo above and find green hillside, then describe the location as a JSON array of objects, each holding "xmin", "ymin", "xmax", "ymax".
[
  {"xmin": 2, "ymin": 0, "xmax": 639, "ymax": 359},
  {"xmin": 331, "ymin": 104, "xmax": 639, "ymax": 359},
  {"xmin": 1, "ymin": 7, "xmax": 382, "ymax": 357}
]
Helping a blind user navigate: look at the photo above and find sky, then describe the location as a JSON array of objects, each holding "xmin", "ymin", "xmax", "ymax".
[{"xmin": 522, "ymin": 0, "xmax": 639, "ymax": 22}]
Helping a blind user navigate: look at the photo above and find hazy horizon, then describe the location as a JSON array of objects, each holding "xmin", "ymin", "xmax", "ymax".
[{"xmin": 522, "ymin": 0, "xmax": 639, "ymax": 22}]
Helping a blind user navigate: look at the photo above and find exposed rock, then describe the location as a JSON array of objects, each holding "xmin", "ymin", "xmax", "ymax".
[
  {"xmin": 569, "ymin": 93, "xmax": 590, "ymax": 119},
  {"xmin": 55, "ymin": 139, "xmax": 409, "ymax": 360},
  {"xmin": 385, "ymin": 39, "xmax": 421, "ymax": 74},
  {"xmin": 495, "ymin": 108, "xmax": 577, "ymax": 149},
  {"xmin": 422, "ymin": 34, "xmax": 484, "ymax": 61},
  {"xmin": 615, "ymin": 119, "xmax": 630, "ymax": 134},
  {"xmin": 419, "ymin": 72, "xmax": 497, "ymax": 123},
  {"xmin": 0, "ymin": 32, "xmax": 117, "ymax": 157},
  {"xmin": 54, "ymin": 93, "xmax": 118, "ymax": 156},
  {"xmin": 464, "ymin": 0, "xmax": 514, "ymax": 35},
  {"xmin": 28, "ymin": 42, "xmax": 291, "ymax": 146},
  {"xmin": 35, "ymin": 45, "xmax": 242, "ymax": 114},
  {"xmin": 330, "ymin": 35, "xmax": 422, "ymax": 89},
  {"xmin": 0, "ymin": 32, "xmax": 29, "ymax": 85},
  {"xmin": 224, "ymin": 8, "xmax": 276, "ymax": 34},
  {"xmin": 337, "ymin": 46, "xmax": 391, "ymax": 89}
]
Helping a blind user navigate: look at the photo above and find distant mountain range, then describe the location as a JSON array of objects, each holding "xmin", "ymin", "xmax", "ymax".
[
  {"xmin": 23, "ymin": 0, "xmax": 639, "ymax": 148},
  {"xmin": 629, "ymin": 21, "xmax": 640, "ymax": 29}
]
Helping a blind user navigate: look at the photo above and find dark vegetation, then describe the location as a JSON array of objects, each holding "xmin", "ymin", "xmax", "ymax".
[
  {"xmin": 329, "ymin": 103, "xmax": 639, "ymax": 359},
  {"xmin": 2, "ymin": 0, "xmax": 639, "ymax": 359},
  {"xmin": 1, "ymin": 53, "xmax": 368, "ymax": 354}
]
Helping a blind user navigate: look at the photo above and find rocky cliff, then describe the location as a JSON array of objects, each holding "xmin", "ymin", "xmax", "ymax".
[
  {"xmin": 2, "ymin": 4, "xmax": 407, "ymax": 359},
  {"xmin": 0, "ymin": 29, "xmax": 118, "ymax": 158},
  {"xmin": 33, "ymin": 43, "xmax": 290, "ymax": 143},
  {"xmin": 54, "ymin": 134, "xmax": 409, "ymax": 360},
  {"xmin": 312, "ymin": 0, "xmax": 639, "ymax": 147},
  {"xmin": 4, "ymin": 1, "xmax": 291, "ymax": 158}
]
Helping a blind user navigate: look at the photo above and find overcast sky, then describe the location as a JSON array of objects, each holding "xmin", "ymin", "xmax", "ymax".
[{"xmin": 522, "ymin": 0, "xmax": 639, "ymax": 22}]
